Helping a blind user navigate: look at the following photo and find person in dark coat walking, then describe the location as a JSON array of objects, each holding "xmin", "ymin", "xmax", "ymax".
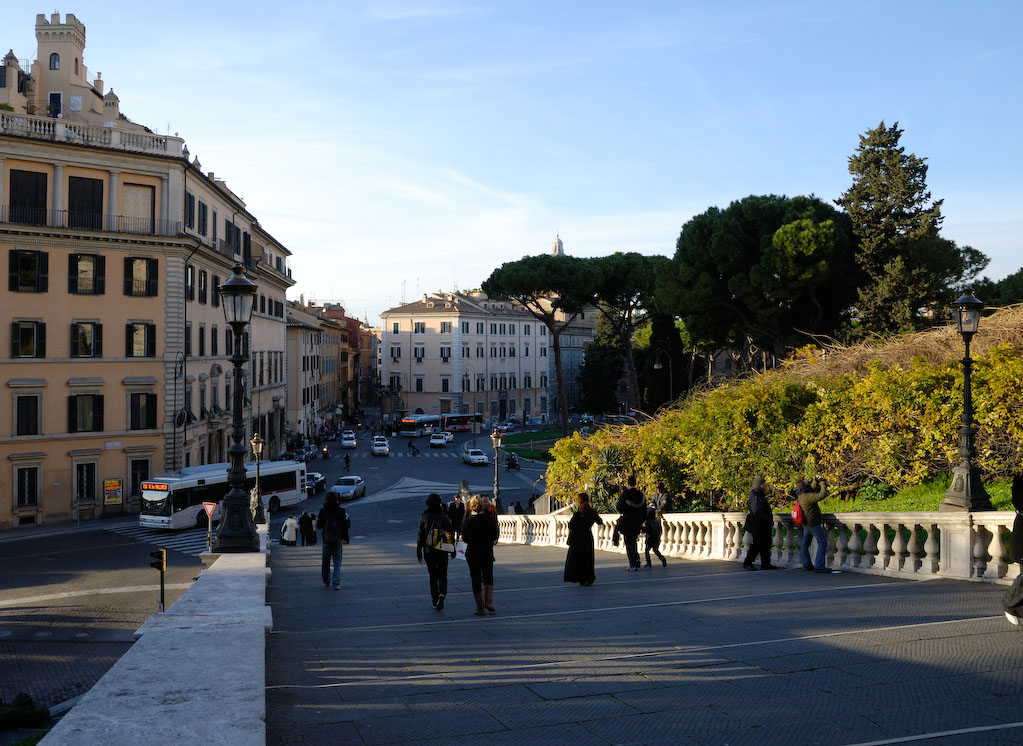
[
  {"xmin": 447, "ymin": 494, "xmax": 466, "ymax": 538},
  {"xmin": 317, "ymin": 494, "xmax": 350, "ymax": 589},
  {"xmin": 416, "ymin": 493, "xmax": 455, "ymax": 611},
  {"xmin": 743, "ymin": 477, "xmax": 777, "ymax": 570},
  {"xmin": 643, "ymin": 505, "xmax": 667, "ymax": 567},
  {"xmin": 461, "ymin": 495, "xmax": 499, "ymax": 615},
  {"xmin": 617, "ymin": 475, "xmax": 647, "ymax": 571},
  {"xmin": 564, "ymin": 493, "xmax": 604, "ymax": 586},
  {"xmin": 298, "ymin": 510, "xmax": 315, "ymax": 546},
  {"xmin": 1003, "ymin": 474, "xmax": 1023, "ymax": 625}
]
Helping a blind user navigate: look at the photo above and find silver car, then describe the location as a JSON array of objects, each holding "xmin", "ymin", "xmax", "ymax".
[{"xmin": 329, "ymin": 475, "xmax": 366, "ymax": 501}]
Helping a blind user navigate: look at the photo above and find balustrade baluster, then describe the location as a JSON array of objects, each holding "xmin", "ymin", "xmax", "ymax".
[
  {"xmin": 772, "ymin": 518, "xmax": 784, "ymax": 565},
  {"xmin": 834, "ymin": 522, "xmax": 849, "ymax": 569},
  {"xmin": 921, "ymin": 522, "xmax": 940, "ymax": 574},
  {"xmin": 845, "ymin": 523, "xmax": 862, "ymax": 569},
  {"xmin": 905, "ymin": 524, "xmax": 922, "ymax": 574},
  {"xmin": 876, "ymin": 521, "xmax": 892, "ymax": 572},
  {"xmin": 890, "ymin": 523, "xmax": 907, "ymax": 572},
  {"xmin": 983, "ymin": 521, "xmax": 1007, "ymax": 580},
  {"xmin": 861, "ymin": 522, "xmax": 877, "ymax": 572},
  {"xmin": 972, "ymin": 527, "xmax": 988, "ymax": 578}
]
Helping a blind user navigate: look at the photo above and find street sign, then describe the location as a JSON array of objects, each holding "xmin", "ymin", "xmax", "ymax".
[{"xmin": 203, "ymin": 502, "xmax": 217, "ymax": 518}]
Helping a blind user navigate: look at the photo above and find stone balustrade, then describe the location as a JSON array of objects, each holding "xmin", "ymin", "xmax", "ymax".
[
  {"xmin": 498, "ymin": 510, "xmax": 1020, "ymax": 584},
  {"xmin": 0, "ymin": 111, "xmax": 185, "ymax": 157}
]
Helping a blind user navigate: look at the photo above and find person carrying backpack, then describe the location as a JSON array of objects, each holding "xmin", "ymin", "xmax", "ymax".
[
  {"xmin": 416, "ymin": 493, "xmax": 456, "ymax": 611},
  {"xmin": 797, "ymin": 477, "xmax": 828, "ymax": 573},
  {"xmin": 317, "ymin": 494, "xmax": 350, "ymax": 589}
]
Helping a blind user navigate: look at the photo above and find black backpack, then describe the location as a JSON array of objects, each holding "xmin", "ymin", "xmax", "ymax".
[{"xmin": 323, "ymin": 507, "xmax": 349, "ymax": 544}]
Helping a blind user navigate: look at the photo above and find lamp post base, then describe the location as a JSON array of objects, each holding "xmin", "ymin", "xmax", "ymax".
[
  {"xmin": 213, "ymin": 496, "xmax": 260, "ymax": 552},
  {"xmin": 940, "ymin": 464, "xmax": 994, "ymax": 512}
]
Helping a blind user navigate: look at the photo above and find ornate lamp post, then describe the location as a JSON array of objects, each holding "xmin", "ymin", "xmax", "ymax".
[
  {"xmin": 213, "ymin": 264, "xmax": 260, "ymax": 552},
  {"xmin": 941, "ymin": 289, "xmax": 993, "ymax": 512},
  {"xmin": 490, "ymin": 427, "xmax": 503, "ymax": 508},
  {"xmin": 250, "ymin": 432, "xmax": 266, "ymax": 524}
]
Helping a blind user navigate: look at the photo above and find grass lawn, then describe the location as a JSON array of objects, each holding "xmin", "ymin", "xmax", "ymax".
[{"xmin": 819, "ymin": 476, "xmax": 1016, "ymax": 513}]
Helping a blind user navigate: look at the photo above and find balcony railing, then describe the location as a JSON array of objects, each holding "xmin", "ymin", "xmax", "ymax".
[
  {"xmin": 0, "ymin": 205, "xmax": 181, "ymax": 237},
  {"xmin": 0, "ymin": 110, "xmax": 185, "ymax": 157}
]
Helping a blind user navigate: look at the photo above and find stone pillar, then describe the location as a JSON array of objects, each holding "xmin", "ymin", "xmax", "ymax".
[
  {"xmin": 52, "ymin": 163, "xmax": 64, "ymax": 227},
  {"xmin": 0, "ymin": 157, "xmax": 4, "ymax": 215},
  {"xmin": 938, "ymin": 515, "xmax": 973, "ymax": 579},
  {"xmin": 160, "ymin": 175, "xmax": 169, "ymax": 234},
  {"xmin": 107, "ymin": 169, "xmax": 119, "ymax": 231}
]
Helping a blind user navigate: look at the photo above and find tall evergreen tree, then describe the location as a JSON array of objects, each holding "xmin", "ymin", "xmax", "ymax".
[{"xmin": 836, "ymin": 121, "xmax": 987, "ymax": 332}]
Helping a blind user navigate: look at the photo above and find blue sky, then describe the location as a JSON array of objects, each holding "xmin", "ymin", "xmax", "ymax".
[{"xmin": 5, "ymin": 2, "xmax": 1020, "ymax": 324}]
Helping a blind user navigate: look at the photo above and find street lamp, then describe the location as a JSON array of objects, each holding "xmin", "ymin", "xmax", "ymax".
[
  {"xmin": 250, "ymin": 432, "xmax": 265, "ymax": 525},
  {"xmin": 464, "ymin": 364, "xmax": 478, "ymax": 446},
  {"xmin": 652, "ymin": 348, "xmax": 674, "ymax": 402},
  {"xmin": 490, "ymin": 427, "xmax": 503, "ymax": 509},
  {"xmin": 213, "ymin": 264, "xmax": 260, "ymax": 552},
  {"xmin": 941, "ymin": 289, "xmax": 993, "ymax": 512}
]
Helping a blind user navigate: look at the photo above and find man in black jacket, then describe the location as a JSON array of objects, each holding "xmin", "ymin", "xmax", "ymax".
[
  {"xmin": 317, "ymin": 494, "xmax": 350, "ymax": 589},
  {"xmin": 617, "ymin": 475, "xmax": 647, "ymax": 571},
  {"xmin": 743, "ymin": 477, "xmax": 776, "ymax": 570},
  {"xmin": 447, "ymin": 494, "xmax": 466, "ymax": 538}
]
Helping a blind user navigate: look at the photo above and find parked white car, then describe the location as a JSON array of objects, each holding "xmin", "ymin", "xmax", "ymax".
[
  {"xmin": 462, "ymin": 448, "xmax": 489, "ymax": 465},
  {"xmin": 371, "ymin": 437, "xmax": 389, "ymax": 456}
]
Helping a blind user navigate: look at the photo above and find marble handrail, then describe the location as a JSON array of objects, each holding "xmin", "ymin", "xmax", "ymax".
[{"xmin": 497, "ymin": 510, "xmax": 1019, "ymax": 583}]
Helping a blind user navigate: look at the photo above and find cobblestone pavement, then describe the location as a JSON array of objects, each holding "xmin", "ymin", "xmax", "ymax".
[{"xmin": 265, "ymin": 517, "xmax": 1023, "ymax": 746}]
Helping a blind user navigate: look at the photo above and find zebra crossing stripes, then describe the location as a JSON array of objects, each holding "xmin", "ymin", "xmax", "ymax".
[
  {"xmin": 342, "ymin": 450, "xmax": 462, "ymax": 458},
  {"xmin": 104, "ymin": 524, "xmax": 211, "ymax": 556}
]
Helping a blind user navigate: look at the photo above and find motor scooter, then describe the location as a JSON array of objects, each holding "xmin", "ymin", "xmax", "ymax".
[
  {"xmin": 322, "ymin": 446, "xmax": 330, "ymax": 459},
  {"xmin": 505, "ymin": 453, "xmax": 520, "ymax": 471}
]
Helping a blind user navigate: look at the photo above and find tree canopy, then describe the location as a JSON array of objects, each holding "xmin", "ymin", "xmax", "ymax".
[
  {"xmin": 482, "ymin": 254, "xmax": 600, "ymax": 434},
  {"xmin": 835, "ymin": 121, "xmax": 988, "ymax": 333}
]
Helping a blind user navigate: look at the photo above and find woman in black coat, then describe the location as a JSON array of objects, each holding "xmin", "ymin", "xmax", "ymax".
[
  {"xmin": 461, "ymin": 495, "xmax": 499, "ymax": 616},
  {"xmin": 743, "ymin": 477, "xmax": 777, "ymax": 570},
  {"xmin": 416, "ymin": 493, "xmax": 455, "ymax": 611},
  {"xmin": 1003, "ymin": 474, "xmax": 1023, "ymax": 625},
  {"xmin": 564, "ymin": 493, "xmax": 604, "ymax": 586}
]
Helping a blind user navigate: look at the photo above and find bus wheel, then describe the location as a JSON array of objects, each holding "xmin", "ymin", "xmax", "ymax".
[{"xmin": 269, "ymin": 496, "xmax": 280, "ymax": 513}]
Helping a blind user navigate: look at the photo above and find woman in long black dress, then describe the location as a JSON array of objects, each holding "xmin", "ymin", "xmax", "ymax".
[{"xmin": 564, "ymin": 493, "xmax": 603, "ymax": 586}]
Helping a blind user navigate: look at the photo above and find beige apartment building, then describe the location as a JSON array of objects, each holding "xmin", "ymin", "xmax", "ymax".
[
  {"xmin": 378, "ymin": 291, "xmax": 554, "ymax": 426},
  {"xmin": 0, "ymin": 12, "xmax": 293, "ymax": 530},
  {"xmin": 285, "ymin": 301, "xmax": 323, "ymax": 444}
]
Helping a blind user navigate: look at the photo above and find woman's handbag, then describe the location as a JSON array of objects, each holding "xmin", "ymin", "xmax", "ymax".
[{"xmin": 430, "ymin": 528, "xmax": 455, "ymax": 553}]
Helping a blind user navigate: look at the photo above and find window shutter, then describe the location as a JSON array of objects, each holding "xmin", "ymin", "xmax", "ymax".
[
  {"xmin": 146, "ymin": 324, "xmax": 156, "ymax": 357},
  {"xmin": 38, "ymin": 252, "xmax": 47, "ymax": 292},
  {"xmin": 96, "ymin": 255, "xmax": 105, "ymax": 294},
  {"xmin": 123, "ymin": 257, "xmax": 132, "ymax": 295},
  {"xmin": 37, "ymin": 323, "xmax": 45, "ymax": 357},
  {"xmin": 68, "ymin": 254, "xmax": 79, "ymax": 293},
  {"xmin": 68, "ymin": 396, "xmax": 77, "ymax": 432},
  {"xmin": 94, "ymin": 324, "xmax": 102, "ymax": 357},
  {"xmin": 70, "ymin": 322, "xmax": 79, "ymax": 357},
  {"xmin": 147, "ymin": 258, "xmax": 158, "ymax": 297},
  {"xmin": 125, "ymin": 324, "xmax": 132, "ymax": 356},
  {"xmin": 10, "ymin": 322, "xmax": 18, "ymax": 357},
  {"xmin": 147, "ymin": 394, "xmax": 157, "ymax": 429},
  {"xmin": 9, "ymin": 250, "xmax": 18, "ymax": 291},
  {"xmin": 94, "ymin": 395, "xmax": 104, "ymax": 431}
]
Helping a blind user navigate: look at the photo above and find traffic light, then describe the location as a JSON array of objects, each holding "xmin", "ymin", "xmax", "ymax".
[{"xmin": 150, "ymin": 548, "xmax": 166, "ymax": 572}]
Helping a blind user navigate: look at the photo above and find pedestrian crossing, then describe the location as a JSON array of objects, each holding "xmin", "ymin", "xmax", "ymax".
[
  {"xmin": 104, "ymin": 524, "xmax": 212, "ymax": 557},
  {"xmin": 331, "ymin": 450, "xmax": 470, "ymax": 459}
]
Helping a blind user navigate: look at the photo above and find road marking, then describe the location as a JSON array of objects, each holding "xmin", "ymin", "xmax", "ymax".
[
  {"xmin": 0, "ymin": 583, "xmax": 192, "ymax": 608},
  {"xmin": 266, "ymin": 614, "xmax": 1001, "ymax": 691},
  {"xmin": 841, "ymin": 721, "xmax": 1023, "ymax": 745}
]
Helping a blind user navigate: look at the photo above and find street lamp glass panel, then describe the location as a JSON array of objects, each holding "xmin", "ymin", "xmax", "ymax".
[
  {"xmin": 251, "ymin": 433, "xmax": 264, "ymax": 458},
  {"xmin": 220, "ymin": 264, "xmax": 257, "ymax": 326},
  {"xmin": 653, "ymin": 361, "xmax": 663, "ymax": 370},
  {"xmin": 490, "ymin": 430, "xmax": 503, "ymax": 449},
  {"xmin": 951, "ymin": 290, "xmax": 983, "ymax": 335}
]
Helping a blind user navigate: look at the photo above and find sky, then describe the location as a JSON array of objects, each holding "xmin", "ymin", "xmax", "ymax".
[{"xmin": 4, "ymin": 2, "xmax": 1021, "ymax": 325}]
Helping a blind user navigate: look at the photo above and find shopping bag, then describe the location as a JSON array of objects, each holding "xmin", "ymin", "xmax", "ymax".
[{"xmin": 454, "ymin": 541, "xmax": 467, "ymax": 561}]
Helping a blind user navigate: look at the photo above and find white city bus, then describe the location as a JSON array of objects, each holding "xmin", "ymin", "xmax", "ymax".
[
  {"xmin": 399, "ymin": 414, "xmax": 441, "ymax": 437},
  {"xmin": 139, "ymin": 460, "xmax": 307, "ymax": 530}
]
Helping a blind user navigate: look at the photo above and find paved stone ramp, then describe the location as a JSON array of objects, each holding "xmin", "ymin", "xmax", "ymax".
[{"xmin": 266, "ymin": 529, "xmax": 1023, "ymax": 746}]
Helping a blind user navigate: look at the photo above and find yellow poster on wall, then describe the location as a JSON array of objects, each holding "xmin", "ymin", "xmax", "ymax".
[{"xmin": 104, "ymin": 478, "xmax": 123, "ymax": 506}]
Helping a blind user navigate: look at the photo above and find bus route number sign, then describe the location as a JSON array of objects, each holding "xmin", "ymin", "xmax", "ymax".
[{"xmin": 202, "ymin": 502, "xmax": 217, "ymax": 519}]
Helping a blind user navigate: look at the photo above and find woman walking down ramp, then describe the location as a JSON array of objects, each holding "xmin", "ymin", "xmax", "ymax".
[
  {"xmin": 416, "ymin": 493, "xmax": 456, "ymax": 611},
  {"xmin": 461, "ymin": 495, "xmax": 499, "ymax": 615},
  {"xmin": 564, "ymin": 493, "xmax": 604, "ymax": 586}
]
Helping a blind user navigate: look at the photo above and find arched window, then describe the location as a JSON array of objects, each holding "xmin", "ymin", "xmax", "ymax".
[{"xmin": 49, "ymin": 53, "xmax": 60, "ymax": 70}]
